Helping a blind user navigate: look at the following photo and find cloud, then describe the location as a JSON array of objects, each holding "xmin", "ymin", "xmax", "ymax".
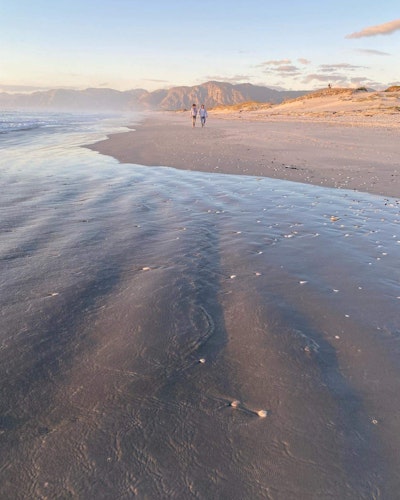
[
  {"xmin": 349, "ymin": 77, "xmax": 373, "ymax": 85},
  {"xmin": 346, "ymin": 19, "xmax": 400, "ymax": 38},
  {"xmin": 302, "ymin": 73, "xmax": 378, "ymax": 89},
  {"xmin": 355, "ymin": 49, "xmax": 390, "ymax": 56},
  {"xmin": 302, "ymin": 74, "xmax": 345, "ymax": 84},
  {"xmin": 298, "ymin": 58, "xmax": 311, "ymax": 65},
  {"xmin": 319, "ymin": 63, "xmax": 366, "ymax": 72},
  {"xmin": 259, "ymin": 60, "xmax": 300, "ymax": 76},
  {"xmin": 203, "ymin": 74, "xmax": 252, "ymax": 84},
  {"xmin": 143, "ymin": 78, "xmax": 170, "ymax": 83},
  {"xmin": 258, "ymin": 59, "xmax": 291, "ymax": 67},
  {"xmin": 302, "ymin": 63, "xmax": 375, "ymax": 86},
  {"xmin": 274, "ymin": 65, "xmax": 300, "ymax": 74}
]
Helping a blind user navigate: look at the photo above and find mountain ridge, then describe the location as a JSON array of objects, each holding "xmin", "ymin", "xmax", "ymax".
[{"xmin": 0, "ymin": 81, "xmax": 307, "ymax": 111}]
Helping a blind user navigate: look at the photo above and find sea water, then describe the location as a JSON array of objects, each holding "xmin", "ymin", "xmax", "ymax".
[{"xmin": 1, "ymin": 111, "xmax": 400, "ymax": 499}]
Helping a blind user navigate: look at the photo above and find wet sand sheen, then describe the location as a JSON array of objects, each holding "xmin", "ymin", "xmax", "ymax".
[
  {"xmin": 1, "ymin": 162, "xmax": 399, "ymax": 498},
  {"xmin": 1, "ymin": 110, "xmax": 400, "ymax": 498}
]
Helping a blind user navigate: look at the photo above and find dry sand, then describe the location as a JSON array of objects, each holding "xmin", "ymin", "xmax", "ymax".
[{"xmin": 88, "ymin": 110, "xmax": 400, "ymax": 199}]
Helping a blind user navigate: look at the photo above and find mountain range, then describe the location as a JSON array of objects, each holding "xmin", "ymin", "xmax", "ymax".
[{"xmin": 0, "ymin": 81, "xmax": 307, "ymax": 111}]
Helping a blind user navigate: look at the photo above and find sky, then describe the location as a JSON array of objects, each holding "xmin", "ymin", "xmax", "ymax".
[{"xmin": 1, "ymin": 0, "xmax": 399, "ymax": 93}]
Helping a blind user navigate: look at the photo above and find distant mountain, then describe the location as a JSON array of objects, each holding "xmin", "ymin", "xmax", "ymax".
[
  {"xmin": 141, "ymin": 81, "xmax": 306, "ymax": 110},
  {"xmin": 0, "ymin": 81, "xmax": 308, "ymax": 111},
  {"xmin": 0, "ymin": 88, "xmax": 148, "ymax": 111}
]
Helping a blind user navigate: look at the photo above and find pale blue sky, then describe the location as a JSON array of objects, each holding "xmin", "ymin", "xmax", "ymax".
[{"xmin": 1, "ymin": 0, "xmax": 399, "ymax": 92}]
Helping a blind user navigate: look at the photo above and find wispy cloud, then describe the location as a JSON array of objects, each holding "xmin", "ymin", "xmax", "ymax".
[
  {"xmin": 203, "ymin": 74, "xmax": 252, "ymax": 84},
  {"xmin": 302, "ymin": 73, "xmax": 376, "ymax": 89},
  {"xmin": 302, "ymin": 74, "xmax": 344, "ymax": 84},
  {"xmin": 346, "ymin": 19, "xmax": 400, "ymax": 38},
  {"xmin": 257, "ymin": 60, "xmax": 301, "ymax": 76},
  {"xmin": 319, "ymin": 63, "xmax": 366, "ymax": 72},
  {"xmin": 274, "ymin": 65, "xmax": 300, "ymax": 74},
  {"xmin": 142, "ymin": 78, "xmax": 170, "ymax": 84},
  {"xmin": 254, "ymin": 52, "xmax": 390, "ymax": 91},
  {"xmin": 259, "ymin": 59, "xmax": 291, "ymax": 67},
  {"xmin": 355, "ymin": 49, "xmax": 390, "ymax": 56}
]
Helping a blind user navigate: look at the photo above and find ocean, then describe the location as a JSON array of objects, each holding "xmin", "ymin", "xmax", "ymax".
[{"xmin": 1, "ymin": 111, "xmax": 400, "ymax": 499}]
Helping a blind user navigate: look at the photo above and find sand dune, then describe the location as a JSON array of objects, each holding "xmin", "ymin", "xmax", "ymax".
[{"xmin": 212, "ymin": 88, "xmax": 400, "ymax": 127}]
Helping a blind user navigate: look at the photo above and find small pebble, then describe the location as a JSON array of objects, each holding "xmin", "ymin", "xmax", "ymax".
[
  {"xmin": 142, "ymin": 267, "xmax": 151, "ymax": 271},
  {"xmin": 199, "ymin": 358, "xmax": 206, "ymax": 364},
  {"xmin": 257, "ymin": 410, "xmax": 268, "ymax": 418},
  {"xmin": 230, "ymin": 400, "xmax": 240, "ymax": 408}
]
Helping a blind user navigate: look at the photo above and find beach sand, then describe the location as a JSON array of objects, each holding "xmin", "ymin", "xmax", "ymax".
[
  {"xmin": 88, "ymin": 111, "xmax": 400, "ymax": 198},
  {"xmin": 2, "ymin": 111, "xmax": 400, "ymax": 499}
]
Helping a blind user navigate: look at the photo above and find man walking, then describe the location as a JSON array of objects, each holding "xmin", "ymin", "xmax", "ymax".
[{"xmin": 190, "ymin": 104, "xmax": 198, "ymax": 127}]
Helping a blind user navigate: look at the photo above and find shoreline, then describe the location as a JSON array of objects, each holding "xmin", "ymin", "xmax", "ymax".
[{"xmin": 87, "ymin": 112, "xmax": 399, "ymax": 199}]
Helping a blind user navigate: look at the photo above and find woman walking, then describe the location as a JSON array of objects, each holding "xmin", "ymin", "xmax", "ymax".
[{"xmin": 199, "ymin": 104, "xmax": 208, "ymax": 127}]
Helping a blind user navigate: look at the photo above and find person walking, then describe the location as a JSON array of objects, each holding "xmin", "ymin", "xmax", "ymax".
[
  {"xmin": 190, "ymin": 104, "xmax": 198, "ymax": 127},
  {"xmin": 199, "ymin": 104, "xmax": 208, "ymax": 127}
]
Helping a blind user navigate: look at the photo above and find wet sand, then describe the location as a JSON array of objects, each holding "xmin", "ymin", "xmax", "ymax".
[
  {"xmin": 2, "ymin": 113, "xmax": 400, "ymax": 499},
  {"xmin": 88, "ymin": 111, "xmax": 400, "ymax": 198}
]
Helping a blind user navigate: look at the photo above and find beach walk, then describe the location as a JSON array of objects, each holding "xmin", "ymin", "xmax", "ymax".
[{"xmin": 89, "ymin": 110, "xmax": 400, "ymax": 198}]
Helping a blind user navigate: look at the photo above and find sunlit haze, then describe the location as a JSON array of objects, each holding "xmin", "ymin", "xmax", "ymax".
[{"xmin": 1, "ymin": 0, "xmax": 399, "ymax": 93}]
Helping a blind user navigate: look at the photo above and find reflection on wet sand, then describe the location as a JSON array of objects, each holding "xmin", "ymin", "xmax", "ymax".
[{"xmin": 1, "ymin": 164, "xmax": 399, "ymax": 499}]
